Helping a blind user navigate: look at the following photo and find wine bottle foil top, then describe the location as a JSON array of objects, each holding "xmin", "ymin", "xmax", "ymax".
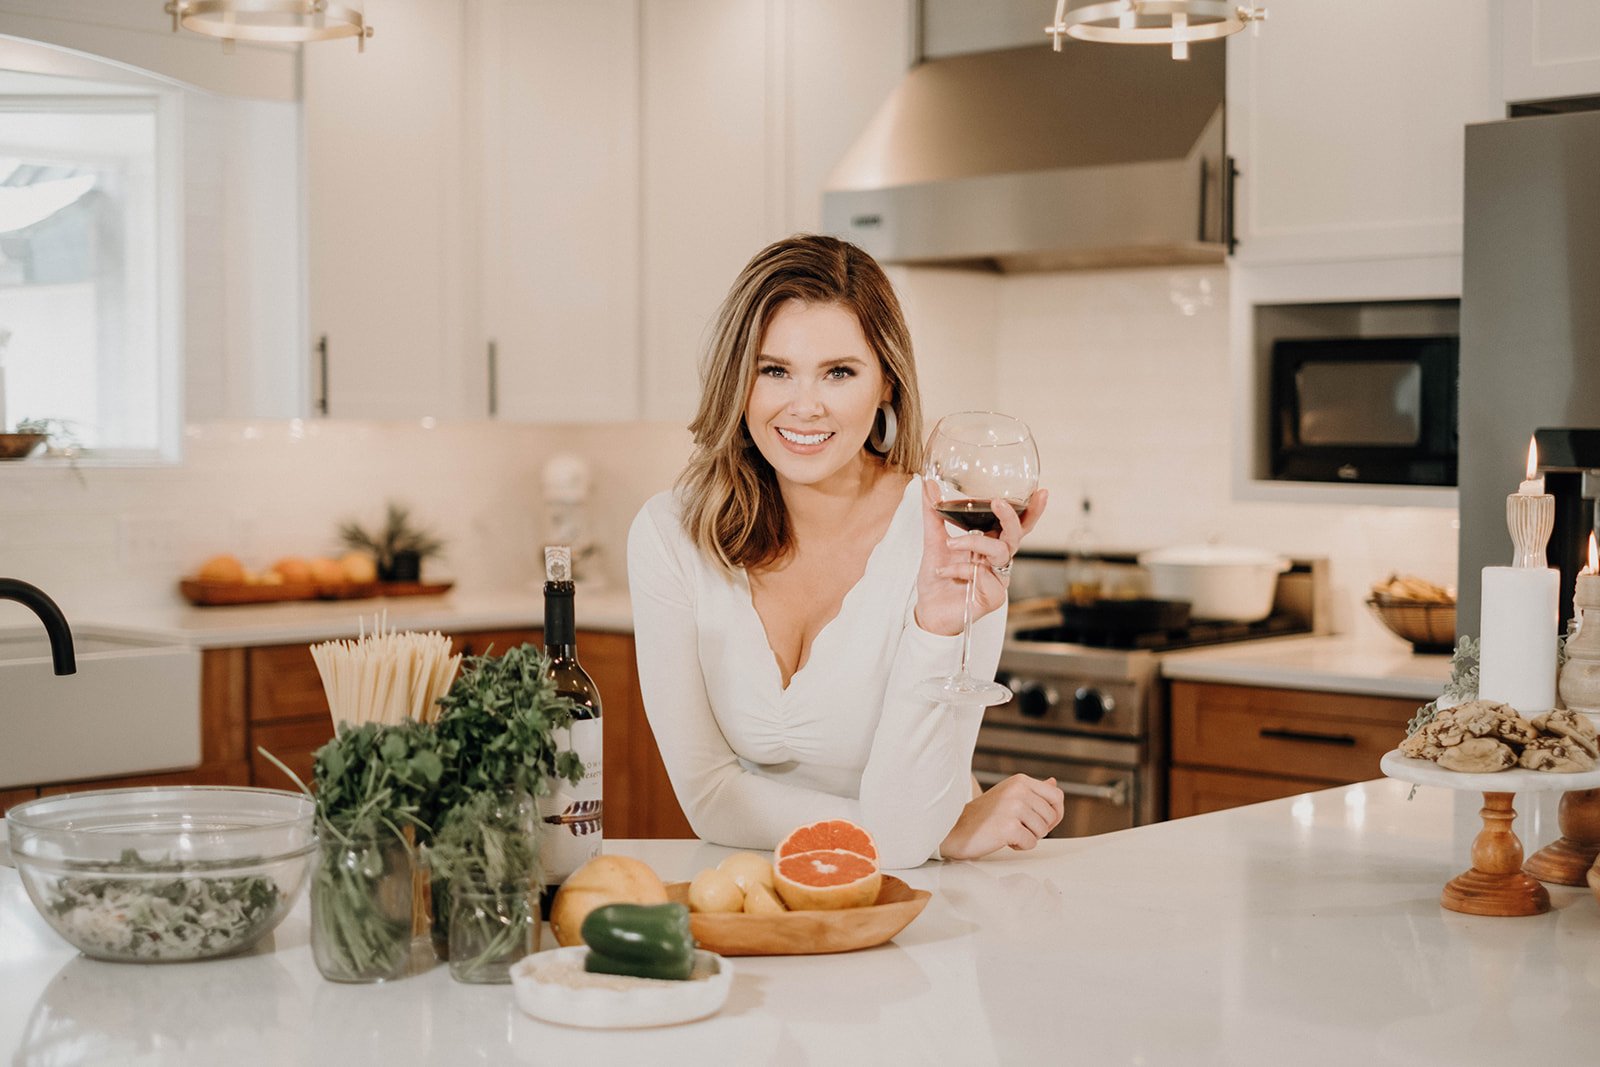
[{"xmin": 544, "ymin": 545, "xmax": 572, "ymax": 582}]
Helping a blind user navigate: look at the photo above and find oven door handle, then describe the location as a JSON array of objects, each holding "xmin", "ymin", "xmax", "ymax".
[{"xmin": 974, "ymin": 769, "xmax": 1130, "ymax": 808}]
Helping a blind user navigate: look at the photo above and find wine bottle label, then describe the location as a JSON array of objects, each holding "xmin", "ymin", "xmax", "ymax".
[{"xmin": 538, "ymin": 717, "xmax": 603, "ymax": 885}]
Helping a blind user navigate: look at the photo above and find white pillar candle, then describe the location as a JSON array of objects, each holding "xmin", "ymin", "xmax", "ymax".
[{"xmin": 1479, "ymin": 565, "xmax": 1559, "ymax": 716}]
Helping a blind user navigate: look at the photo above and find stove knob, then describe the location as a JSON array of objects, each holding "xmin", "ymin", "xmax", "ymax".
[
  {"xmin": 1016, "ymin": 683, "xmax": 1054, "ymax": 719},
  {"xmin": 1073, "ymin": 687, "xmax": 1115, "ymax": 725}
]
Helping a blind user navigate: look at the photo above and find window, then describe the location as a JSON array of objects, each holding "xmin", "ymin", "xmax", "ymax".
[{"xmin": 0, "ymin": 76, "xmax": 180, "ymax": 458}]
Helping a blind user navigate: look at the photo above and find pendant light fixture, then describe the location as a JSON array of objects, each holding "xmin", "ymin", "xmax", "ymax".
[
  {"xmin": 165, "ymin": 1, "xmax": 373, "ymax": 52},
  {"xmin": 1047, "ymin": 1, "xmax": 1265, "ymax": 60}
]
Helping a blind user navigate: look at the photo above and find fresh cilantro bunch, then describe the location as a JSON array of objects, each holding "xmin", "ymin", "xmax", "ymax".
[
  {"xmin": 430, "ymin": 643, "xmax": 585, "ymax": 823},
  {"xmin": 312, "ymin": 720, "xmax": 445, "ymax": 844}
]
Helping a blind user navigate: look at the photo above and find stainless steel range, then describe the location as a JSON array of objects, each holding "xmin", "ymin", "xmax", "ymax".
[{"xmin": 983, "ymin": 552, "xmax": 1328, "ymax": 838}]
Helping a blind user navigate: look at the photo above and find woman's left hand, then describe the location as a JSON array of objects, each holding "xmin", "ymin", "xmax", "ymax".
[{"xmin": 914, "ymin": 481, "xmax": 1047, "ymax": 637}]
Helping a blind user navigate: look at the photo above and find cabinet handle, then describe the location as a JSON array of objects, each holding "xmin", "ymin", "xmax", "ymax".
[
  {"xmin": 973, "ymin": 769, "xmax": 1129, "ymax": 807},
  {"xmin": 487, "ymin": 340, "xmax": 499, "ymax": 418},
  {"xmin": 1223, "ymin": 155, "xmax": 1239, "ymax": 254},
  {"xmin": 315, "ymin": 334, "xmax": 330, "ymax": 416},
  {"xmin": 1198, "ymin": 157, "xmax": 1210, "ymax": 242},
  {"xmin": 1259, "ymin": 727, "xmax": 1357, "ymax": 747}
]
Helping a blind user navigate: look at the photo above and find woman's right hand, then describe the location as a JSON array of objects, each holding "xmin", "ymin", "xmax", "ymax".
[{"xmin": 940, "ymin": 774, "xmax": 1065, "ymax": 860}]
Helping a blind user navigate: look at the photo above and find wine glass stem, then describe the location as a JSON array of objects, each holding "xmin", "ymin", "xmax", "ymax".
[{"xmin": 957, "ymin": 559, "xmax": 980, "ymax": 679}]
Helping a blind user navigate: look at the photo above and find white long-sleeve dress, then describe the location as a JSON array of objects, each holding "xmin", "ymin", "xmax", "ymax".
[{"xmin": 626, "ymin": 476, "xmax": 1005, "ymax": 869}]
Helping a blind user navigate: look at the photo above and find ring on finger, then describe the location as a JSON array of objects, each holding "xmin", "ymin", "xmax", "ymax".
[{"xmin": 993, "ymin": 556, "xmax": 1013, "ymax": 578}]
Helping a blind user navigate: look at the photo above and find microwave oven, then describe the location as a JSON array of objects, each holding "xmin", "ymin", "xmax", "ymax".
[{"xmin": 1269, "ymin": 335, "xmax": 1458, "ymax": 486}]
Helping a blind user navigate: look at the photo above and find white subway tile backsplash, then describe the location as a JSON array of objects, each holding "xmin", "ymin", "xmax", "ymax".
[
  {"xmin": 0, "ymin": 420, "xmax": 692, "ymax": 621},
  {"xmin": 901, "ymin": 263, "xmax": 1458, "ymax": 647}
]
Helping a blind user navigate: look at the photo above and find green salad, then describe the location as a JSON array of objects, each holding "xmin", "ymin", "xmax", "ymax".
[{"xmin": 45, "ymin": 849, "xmax": 281, "ymax": 961}]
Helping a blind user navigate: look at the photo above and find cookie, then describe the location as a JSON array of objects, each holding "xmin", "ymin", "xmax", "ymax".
[{"xmin": 1436, "ymin": 736, "xmax": 1516, "ymax": 773}]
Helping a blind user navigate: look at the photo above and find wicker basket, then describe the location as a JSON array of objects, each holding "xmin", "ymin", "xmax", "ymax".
[{"xmin": 1367, "ymin": 596, "xmax": 1456, "ymax": 654}]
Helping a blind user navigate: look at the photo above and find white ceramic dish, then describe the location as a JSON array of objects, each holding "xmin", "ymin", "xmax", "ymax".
[
  {"xmin": 510, "ymin": 946, "xmax": 732, "ymax": 1029},
  {"xmin": 1138, "ymin": 544, "xmax": 1289, "ymax": 622}
]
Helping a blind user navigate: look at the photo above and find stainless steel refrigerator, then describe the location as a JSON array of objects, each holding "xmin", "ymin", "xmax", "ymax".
[{"xmin": 1459, "ymin": 108, "xmax": 1600, "ymax": 634}]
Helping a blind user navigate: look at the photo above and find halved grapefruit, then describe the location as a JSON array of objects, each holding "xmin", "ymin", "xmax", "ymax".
[
  {"xmin": 773, "ymin": 848, "xmax": 883, "ymax": 911},
  {"xmin": 776, "ymin": 819, "xmax": 878, "ymax": 864}
]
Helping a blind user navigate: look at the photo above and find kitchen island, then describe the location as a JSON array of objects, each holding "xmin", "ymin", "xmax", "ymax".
[{"xmin": 4, "ymin": 779, "xmax": 1598, "ymax": 1065}]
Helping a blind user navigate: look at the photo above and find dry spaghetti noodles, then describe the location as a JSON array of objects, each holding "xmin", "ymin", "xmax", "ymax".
[{"xmin": 310, "ymin": 612, "xmax": 460, "ymax": 727}]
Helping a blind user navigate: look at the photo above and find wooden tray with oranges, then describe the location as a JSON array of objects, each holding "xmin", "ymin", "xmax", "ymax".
[
  {"xmin": 665, "ymin": 875, "xmax": 930, "ymax": 957},
  {"xmin": 179, "ymin": 578, "xmax": 454, "ymax": 607}
]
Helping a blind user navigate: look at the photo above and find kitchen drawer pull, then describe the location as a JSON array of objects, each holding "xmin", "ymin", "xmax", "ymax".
[
  {"xmin": 974, "ymin": 769, "xmax": 1129, "ymax": 807},
  {"xmin": 1258, "ymin": 727, "xmax": 1358, "ymax": 747}
]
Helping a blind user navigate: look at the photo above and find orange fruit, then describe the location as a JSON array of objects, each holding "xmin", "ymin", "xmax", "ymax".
[
  {"xmin": 776, "ymin": 819, "xmax": 878, "ymax": 864},
  {"xmin": 549, "ymin": 855, "xmax": 668, "ymax": 947},
  {"xmin": 307, "ymin": 557, "xmax": 346, "ymax": 585},
  {"xmin": 197, "ymin": 554, "xmax": 246, "ymax": 584},
  {"xmin": 773, "ymin": 849, "xmax": 882, "ymax": 911},
  {"xmin": 271, "ymin": 557, "xmax": 313, "ymax": 584},
  {"xmin": 340, "ymin": 551, "xmax": 378, "ymax": 583}
]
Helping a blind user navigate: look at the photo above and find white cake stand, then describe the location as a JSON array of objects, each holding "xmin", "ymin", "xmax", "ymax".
[{"xmin": 1380, "ymin": 750, "xmax": 1600, "ymax": 916}]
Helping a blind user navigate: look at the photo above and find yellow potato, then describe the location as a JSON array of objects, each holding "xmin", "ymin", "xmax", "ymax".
[
  {"xmin": 717, "ymin": 851, "xmax": 775, "ymax": 893},
  {"xmin": 687, "ymin": 867, "xmax": 744, "ymax": 913},
  {"xmin": 742, "ymin": 882, "xmax": 787, "ymax": 915}
]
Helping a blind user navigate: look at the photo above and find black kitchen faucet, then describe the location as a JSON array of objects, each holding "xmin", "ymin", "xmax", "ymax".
[{"xmin": 0, "ymin": 578, "xmax": 75, "ymax": 675}]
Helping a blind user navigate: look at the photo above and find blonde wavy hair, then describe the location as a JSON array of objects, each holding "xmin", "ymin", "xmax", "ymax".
[{"xmin": 678, "ymin": 235, "xmax": 925, "ymax": 571}]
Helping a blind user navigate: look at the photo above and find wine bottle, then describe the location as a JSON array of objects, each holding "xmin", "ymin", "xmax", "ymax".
[{"xmin": 538, "ymin": 546, "xmax": 603, "ymax": 913}]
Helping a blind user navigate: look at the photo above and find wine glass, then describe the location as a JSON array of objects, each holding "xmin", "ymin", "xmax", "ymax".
[{"xmin": 916, "ymin": 411, "xmax": 1039, "ymax": 706}]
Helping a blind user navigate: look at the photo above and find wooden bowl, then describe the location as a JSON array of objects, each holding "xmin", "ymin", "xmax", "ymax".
[
  {"xmin": 0, "ymin": 432, "xmax": 47, "ymax": 460},
  {"xmin": 664, "ymin": 874, "xmax": 931, "ymax": 957}
]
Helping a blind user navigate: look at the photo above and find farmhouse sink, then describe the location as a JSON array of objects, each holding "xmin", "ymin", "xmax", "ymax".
[{"xmin": 0, "ymin": 628, "xmax": 201, "ymax": 791}]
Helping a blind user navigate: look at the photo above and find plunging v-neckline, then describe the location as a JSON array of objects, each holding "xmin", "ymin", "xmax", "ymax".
[{"xmin": 743, "ymin": 478, "xmax": 916, "ymax": 693}]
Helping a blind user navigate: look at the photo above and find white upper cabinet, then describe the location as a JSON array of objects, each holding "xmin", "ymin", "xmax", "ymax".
[
  {"xmin": 638, "ymin": 0, "xmax": 777, "ymax": 423},
  {"xmin": 472, "ymin": 0, "xmax": 641, "ymax": 423},
  {"xmin": 638, "ymin": 0, "xmax": 911, "ymax": 423},
  {"xmin": 300, "ymin": 0, "xmax": 908, "ymax": 423},
  {"xmin": 303, "ymin": 0, "xmax": 474, "ymax": 419},
  {"xmin": 1226, "ymin": 0, "xmax": 1500, "ymax": 266},
  {"xmin": 1500, "ymin": 0, "xmax": 1600, "ymax": 104}
]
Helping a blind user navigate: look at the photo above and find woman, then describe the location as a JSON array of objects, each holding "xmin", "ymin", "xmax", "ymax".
[{"xmin": 628, "ymin": 235, "xmax": 1064, "ymax": 869}]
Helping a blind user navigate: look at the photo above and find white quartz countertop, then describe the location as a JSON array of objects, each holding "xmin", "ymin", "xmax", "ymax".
[
  {"xmin": 71, "ymin": 587, "xmax": 635, "ymax": 649},
  {"xmin": 1160, "ymin": 634, "xmax": 1452, "ymax": 700},
  {"xmin": 4, "ymin": 780, "xmax": 1598, "ymax": 1064}
]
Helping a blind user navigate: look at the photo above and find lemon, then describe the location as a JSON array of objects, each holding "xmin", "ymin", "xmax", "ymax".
[{"xmin": 687, "ymin": 867, "xmax": 744, "ymax": 913}]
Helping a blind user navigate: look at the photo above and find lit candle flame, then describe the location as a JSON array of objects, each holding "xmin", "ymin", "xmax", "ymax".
[
  {"xmin": 1589, "ymin": 531, "xmax": 1598, "ymax": 575},
  {"xmin": 1526, "ymin": 436, "xmax": 1539, "ymax": 482}
]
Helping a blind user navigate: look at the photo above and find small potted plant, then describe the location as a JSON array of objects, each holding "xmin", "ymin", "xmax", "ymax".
[{"xmin": 339, "ymin": 501, "xmax": 446, "ymax": 582}]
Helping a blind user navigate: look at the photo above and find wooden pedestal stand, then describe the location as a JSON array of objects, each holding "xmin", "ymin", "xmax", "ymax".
[
  {"xmin": 1523, "ymin": 787, "xmax": 1600, "ymax": 886},
  {"xmin": 1380, "ymin": 751, "xmax": 1600, "ymax": 917},
  {"xmin": 1441, "ymin": 792, "xmax": 1549, "ymax": 916}
]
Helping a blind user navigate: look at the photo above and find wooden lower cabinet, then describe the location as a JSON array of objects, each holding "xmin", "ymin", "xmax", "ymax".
[
  {"xmin": 1168, "ymin": 766, "xmax": 1329, "ymax": 819},
  {"xmin": 1168, "ymin": 680, "xmax": 1420, "ymax": 818},
  {"xmin": 1, "ymin": 788, "xmax": 40, "ymax": 816},
  {"xmin": 239, "ymin": 627, "xmax": 694, "ymax": 840},
  {"xmin": 12, "ymin": 625, "xmax": 693, "ymax": 842}
]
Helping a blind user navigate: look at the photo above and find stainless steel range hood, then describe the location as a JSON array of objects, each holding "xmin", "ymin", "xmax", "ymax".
[{"xmin": 822, "ymin": 41, "xmax": 1228, "ymax": 273}]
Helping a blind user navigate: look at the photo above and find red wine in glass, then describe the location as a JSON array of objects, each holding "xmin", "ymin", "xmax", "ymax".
[
  {"xmin": 933, "ymin": 498, "xmax": 1031, "ymax": 534},
  {"xmin": 918, "ymin": 412, "xmax": 1040, "ymax": 707}
]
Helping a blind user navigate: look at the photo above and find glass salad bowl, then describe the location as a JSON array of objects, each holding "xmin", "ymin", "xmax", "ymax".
[{"xmin": 6, "ymin": 786, "xmax": 316, "ymax": 962}]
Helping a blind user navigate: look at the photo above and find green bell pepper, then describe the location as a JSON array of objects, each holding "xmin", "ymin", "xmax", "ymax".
[{"xmin": 581, "ymin": 902, "xmax": 695, "ymax": 981}]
